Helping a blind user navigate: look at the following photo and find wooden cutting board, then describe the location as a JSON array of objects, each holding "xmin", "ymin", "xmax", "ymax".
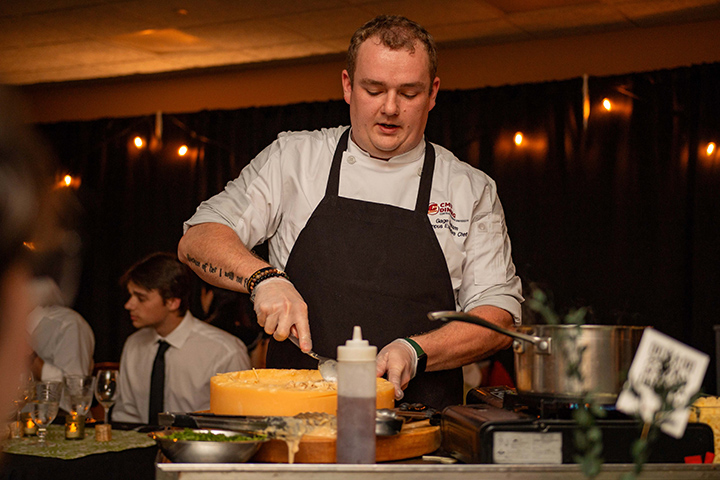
[{"xmin": 251, "ymin": 420, "xmax": 440, "ymax": 463}]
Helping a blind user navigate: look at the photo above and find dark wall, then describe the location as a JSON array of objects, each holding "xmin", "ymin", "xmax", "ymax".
[{"xmin": 38, "ymin": 62, "xmax": 720, "ymax": 394}]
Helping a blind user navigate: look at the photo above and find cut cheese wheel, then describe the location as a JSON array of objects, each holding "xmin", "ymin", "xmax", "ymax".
[{"xmin": 210, "ymin": 368, "xmax": 395, "ymax": 416}]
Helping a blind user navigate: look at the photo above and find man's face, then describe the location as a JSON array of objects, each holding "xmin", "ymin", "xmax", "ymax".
[
  {"xmin": 124, "ymin": 281, "xmax": 176, "ymax": 330},
  {"xmin": 342, "ymin": 37, "xmax": 440, "ymax": 159}
]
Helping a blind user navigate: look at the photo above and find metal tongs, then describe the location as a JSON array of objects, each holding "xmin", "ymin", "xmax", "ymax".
[
  {"xmin": 159, "ymin": 412, "xmax": 287, "ymax": 434},
  {"xmin": 160, "ymin": 411, "xmax": 409, "ymax": 437}
]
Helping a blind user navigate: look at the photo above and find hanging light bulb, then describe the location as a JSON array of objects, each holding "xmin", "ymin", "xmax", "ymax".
[
  {"xmin": 514, "ymin": 132, "xmax": 523, "ymax": 146},
  {"xmin": 707, "ymin": 142, "xmax": 716, "ymax": 156},
  {"xmin": 178, "ymin": 145, "xmax": 189, "ymax": 156},
  {"xmin": 582, "ymin": 74, "xmax": 590, "ymax": 131},
  {"xmin": 63, "ymin": 175, "xmax": 72, "ymax": 187},
  {"xmin": 602, "ymin": 98, "xmax": 612, "ymax": 111},
  {"xmin": 134, "ymin": 136, "xmax": 144, "ymax": 149}
]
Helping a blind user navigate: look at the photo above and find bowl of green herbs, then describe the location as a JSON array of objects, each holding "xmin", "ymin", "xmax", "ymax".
[{"xmin": 150, "ymin": 428, "xmax": 268, "ymax": 463}]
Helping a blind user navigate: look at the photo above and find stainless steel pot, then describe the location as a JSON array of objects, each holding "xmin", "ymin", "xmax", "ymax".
[{"xmin": 428, "ymin": 311, "xmax": 648, "ymax": 404}]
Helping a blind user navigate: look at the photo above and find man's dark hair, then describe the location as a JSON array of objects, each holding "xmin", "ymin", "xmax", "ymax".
[
  {"xmin": 346, "ymin": 15, "xmax": 438, "ymax": 89},
  {"xmin": 120, "ymin": 252, "xmax": 192, "ymax": 315}
]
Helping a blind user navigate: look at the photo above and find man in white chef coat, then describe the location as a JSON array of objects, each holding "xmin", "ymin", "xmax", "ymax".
[
  {"xmin": 178, "ymin": 15, "xmax": 523, "ymax": 409},
  {"xmin": 112, "ymin": 252, "xmax": 250, "ymax": 425}
]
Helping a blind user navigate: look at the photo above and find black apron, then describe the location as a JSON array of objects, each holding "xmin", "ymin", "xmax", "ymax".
[{"xmin": 266, "ymin": 128, "xmax": 463, "ymax": 409}]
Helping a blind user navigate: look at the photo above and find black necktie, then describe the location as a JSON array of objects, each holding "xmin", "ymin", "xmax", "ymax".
[{"xmin": 148, "ymin": 340, "xmax": 170, "ymax": 425}]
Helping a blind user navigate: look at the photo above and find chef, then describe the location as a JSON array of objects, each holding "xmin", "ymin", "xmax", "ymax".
[{"xmin": 178, "ymin": 15, "xmax": 523, "ymax": 409}]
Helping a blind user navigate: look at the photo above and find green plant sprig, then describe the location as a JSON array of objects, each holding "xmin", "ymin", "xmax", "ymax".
[{"xmin": 526, "ymin": 286, "xmax": 603, "ymax": 479}]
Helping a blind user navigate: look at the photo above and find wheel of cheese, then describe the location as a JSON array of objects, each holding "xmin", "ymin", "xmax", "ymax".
[{"xmin": 210, "ymin": 369, "xmax": 395, "ymax": 416}]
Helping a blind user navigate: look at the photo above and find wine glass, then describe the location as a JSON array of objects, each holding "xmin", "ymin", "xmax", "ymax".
[
  {"xmin": 94, "ymin": 369, "xmax": 118, "ymax": 424},
  {"xmin": 64, "ymin": 375, "xmax": 94, "ymax": 416},
  {"xmin": 29, "ymin": 381, "xmax": 62, "ymax": 445},
  {"xmin": 12, "ymin": 373, "xmax": 33, "ymax": 427}
]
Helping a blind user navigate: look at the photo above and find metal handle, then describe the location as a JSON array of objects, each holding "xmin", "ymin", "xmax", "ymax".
[
  {"xmin": 427, "ymin": 310, "xmax": 552, "ymax": 354},
  {"xmin": 288, "ymin": 334, "xmax": 320, "ymax": 360}
]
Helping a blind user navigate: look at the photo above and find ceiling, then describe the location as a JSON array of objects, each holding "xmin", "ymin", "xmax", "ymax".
[{"xmin": 1, "ymin": 0, "xmax": 719, "ymax": 86}]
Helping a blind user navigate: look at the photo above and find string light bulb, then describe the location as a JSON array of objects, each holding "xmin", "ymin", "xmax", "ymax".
[
  {"xmin": 602, "ymin": 98, "xmax": 612, "ymax": 111},
  {"xmin": 514, "ymin": 132, "xmax": 523, "ymax": 146},
  {"xmin": 707, "ymin": 142, "xmax": 716, "ymax": 156},
  {"xmin": 56, "ymin": 174, "xmax": 80, "ymax": 189},
  {"xmin": 134, "ymin": 136, "xmax": 144, "ymax": 149},
  {"xmin": 178, "ymin": 145, "xmax": 189, "ymax": 156}
]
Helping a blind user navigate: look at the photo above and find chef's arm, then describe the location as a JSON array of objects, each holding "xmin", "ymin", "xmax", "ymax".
[
  {"xmin": 178, "ymin": 223, "xmax": 312, "ymax": 350},
  {"xmin": 178, "ymin": 223, "xmax": 268, "ymax": 292},
  {"xmin": 417, "ymin": 305, "xmax": 513, "ymax": 371},
  {"xmin": 377, "ymin": 305, "xmax": 513, "ymax": 399}
]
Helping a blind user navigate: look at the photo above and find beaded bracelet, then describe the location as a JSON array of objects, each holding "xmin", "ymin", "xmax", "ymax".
[
  {"xmin": 246, "ymin": 267, "xmax": 276, "ymax": 293},
  {"xmin": 247, "ymin": 267, "xmax": 290, "ymax": 302}
]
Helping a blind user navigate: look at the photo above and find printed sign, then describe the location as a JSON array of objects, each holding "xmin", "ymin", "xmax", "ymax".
[{"xmin": 615, "ymin": 328, "xmax": 709, "ymax": 438}]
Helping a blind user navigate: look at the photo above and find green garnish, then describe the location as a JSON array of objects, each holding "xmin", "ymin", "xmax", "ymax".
[{"xmin": 164, "ymin": 428, "xmax": 265, "ymax": 442}]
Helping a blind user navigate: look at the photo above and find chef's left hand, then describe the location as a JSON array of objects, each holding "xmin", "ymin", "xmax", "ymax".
[{"xmin": 376, "ymin": 339, "xmax": 417, "ymax": 401}]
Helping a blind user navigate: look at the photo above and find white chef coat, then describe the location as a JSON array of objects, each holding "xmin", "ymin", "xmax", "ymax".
[
  {"xmin": 184, "ymin": 126, "xmax": 523, "ymax": 322},
  {"xmin": 112, "ymin": 311, "xmax": 251, "ymax": 424}
]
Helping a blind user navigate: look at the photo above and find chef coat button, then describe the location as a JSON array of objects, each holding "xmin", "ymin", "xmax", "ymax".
[
  {"xmin": 417, "ymin": 167, "xmax": 422, "ymax": 176},
  {"xmin": 347, "ymin": 156, "xmax": 356, "ymax": 165},
  {"xmin": 478, "ymin": 224, "xmax": 487, "ymax": 231}
]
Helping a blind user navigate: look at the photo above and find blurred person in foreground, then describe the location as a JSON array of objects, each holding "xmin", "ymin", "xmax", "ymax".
[
  {"xmin": 0, "ymin": 85, "xmax": 59, "ymax": 428},
  {"xmin": 112, "ymin": 252, "xmax": 251, "ymax": 425},
  {"xmin": 178, "ymin": 15, "xmax": 523, "ymax": 409}
]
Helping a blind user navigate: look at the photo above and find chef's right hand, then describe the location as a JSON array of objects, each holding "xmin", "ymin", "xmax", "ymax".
[{"xmin": 251, "ymin": 277, "xmax": 312, "ymax": 352}]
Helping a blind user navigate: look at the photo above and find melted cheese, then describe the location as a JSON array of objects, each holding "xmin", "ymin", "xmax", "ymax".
[{"xmin": 210, "ymin": 368, "xmax": 395, "ymax": 416}]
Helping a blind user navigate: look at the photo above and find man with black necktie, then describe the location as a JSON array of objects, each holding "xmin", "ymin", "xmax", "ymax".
[{"xmin": 112, "ymin": 252, "xmax": 251, "ymax": 425}]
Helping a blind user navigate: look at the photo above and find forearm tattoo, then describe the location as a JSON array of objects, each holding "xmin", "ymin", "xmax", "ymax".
[{"xmin": 185, "ymin": 254, "xmax": 246, "ymax": 286}]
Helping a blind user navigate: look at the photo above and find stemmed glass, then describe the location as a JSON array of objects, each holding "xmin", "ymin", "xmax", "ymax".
[
  {"xmin": 11, "ymin": 373, "xmax": 33, "ymax": 430},
  {"xmin": 29, "ymin": 381, "xmax": 62, "ymax": 445},
  {"xmin": 94, "ymin": 369, "xmax": 118, "ymax": 424},
  {"xmin": 64, "ymin": 375, "xmax": 94, "ymax": 417}
]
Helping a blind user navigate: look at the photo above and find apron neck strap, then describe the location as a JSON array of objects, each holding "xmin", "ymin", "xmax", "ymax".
[
  {"xmin": 415, "ymin": 141, "xmax": 436, "ymax": 214},
  {"xmin": 325, "ymin": 127, "xmax": 437, "ymax": 215},
  {"xmin": 325, "ymin": 128, "xmax": 351, "ymax": 197}
]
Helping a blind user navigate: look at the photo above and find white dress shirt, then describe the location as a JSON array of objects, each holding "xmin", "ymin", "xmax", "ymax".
[
  {"xmin": 112, "ymin": 311, "xmax": 251, "ymax": 424},
  {"xmin": 27, "ymin": 284, "xmax": 96, "ymax": 413},
  {"xmin": 185, "ymin": 126, "xmax": 523, "ymax": 322}
]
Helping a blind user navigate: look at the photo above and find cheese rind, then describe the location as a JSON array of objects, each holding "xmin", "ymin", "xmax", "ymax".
[{"xmin": 210, "ymin": 369, "xmax": 395, "ymax": 416}]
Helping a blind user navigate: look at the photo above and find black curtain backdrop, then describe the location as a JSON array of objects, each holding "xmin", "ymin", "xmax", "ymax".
[{"xmin": 37, "ymin": 62, "xmax": 720, "ymax": 394}]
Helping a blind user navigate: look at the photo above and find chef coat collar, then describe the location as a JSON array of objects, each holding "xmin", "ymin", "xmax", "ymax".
[
  {"xmin": 154, "ymin": 311, "xmax": 194, "ymax": 349},
  {"xmin": 347, "ymin": 130, "xmax": 426, "ymax": 165}
]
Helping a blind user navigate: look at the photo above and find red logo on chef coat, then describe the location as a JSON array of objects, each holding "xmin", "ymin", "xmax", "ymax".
[{"xmin": 428, "ymin": 202, "xmax": 456, "ymax": 218}]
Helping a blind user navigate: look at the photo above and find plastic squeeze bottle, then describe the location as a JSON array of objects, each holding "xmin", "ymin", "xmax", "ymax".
[{"xmin": 336, "ymin": 325, "xmax": 377, "ymax": 464}]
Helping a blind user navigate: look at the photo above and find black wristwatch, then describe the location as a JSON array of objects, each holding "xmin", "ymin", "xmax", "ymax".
[{"xmin": 405, "ymin": 337, "xmax": 427, "ymax": 375}]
